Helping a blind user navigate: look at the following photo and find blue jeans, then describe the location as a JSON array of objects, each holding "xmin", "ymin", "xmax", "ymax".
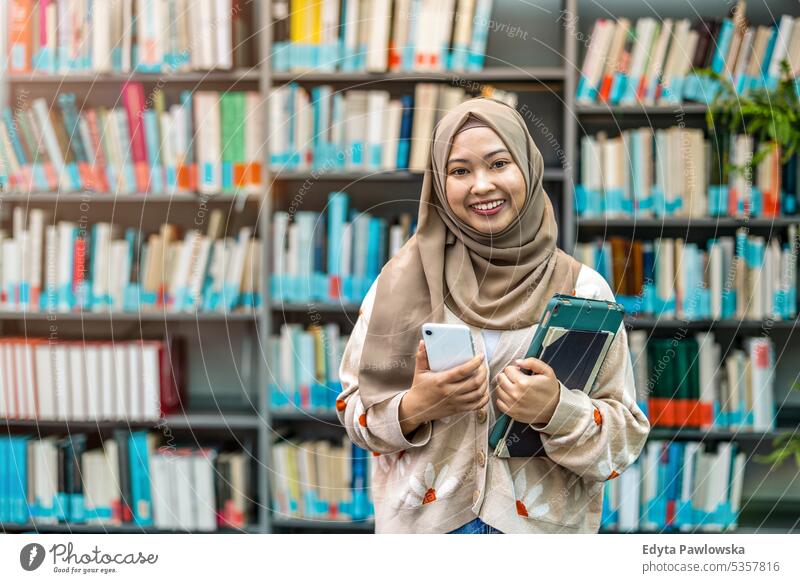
[{"xmin": 447, "ymin": 518, "xmax": 503, "ymax": 534}]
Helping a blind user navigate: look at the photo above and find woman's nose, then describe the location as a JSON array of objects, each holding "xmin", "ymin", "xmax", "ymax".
[{"xmin": 470, "ymin": 170, "xmax": 496, "ymax": 196}]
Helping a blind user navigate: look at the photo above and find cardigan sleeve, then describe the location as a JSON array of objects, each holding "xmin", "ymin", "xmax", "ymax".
[
  {"xmin": 528, "ymin": 267, "xmax": 651, "ymax": 482},
  {"xmin": 335, "ymin": 277, "xmax": 433, "ymax": 454}
]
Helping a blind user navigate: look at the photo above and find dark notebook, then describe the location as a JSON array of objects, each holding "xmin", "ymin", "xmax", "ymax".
[{"xmin": 501, "ymin": 328, "xmax": 612, "ymax": 457}]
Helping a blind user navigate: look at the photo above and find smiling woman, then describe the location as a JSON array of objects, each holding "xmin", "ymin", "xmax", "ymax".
[
  {"xmin": 335, "ymin": 98, "xmax": 650, "ymax": 534},
  {"xmin": 444, "ymin": 116, "xmax": 527, "ymax": 234}
]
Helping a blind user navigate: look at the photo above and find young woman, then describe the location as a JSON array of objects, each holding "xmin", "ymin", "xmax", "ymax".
[{"xmin": 336, "ymin": 98, "xmax": 650, "ymax": 534}]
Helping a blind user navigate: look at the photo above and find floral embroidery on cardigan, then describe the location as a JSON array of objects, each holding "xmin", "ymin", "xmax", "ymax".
[
  {"xmin": 403, "ymin": 463, "xmax": 459, "ymax": 508},
  {"xmin": 513, "ymin": 472, "xmax": 550, "ymax": 518}
]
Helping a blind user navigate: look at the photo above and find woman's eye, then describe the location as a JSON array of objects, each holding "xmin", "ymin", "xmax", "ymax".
[
  {"xmin": 493, "ymin": 160, "xmax": 508, "ymax": 169},
  {"xmin": 450, "ymin": 168, "xmax": 468, "ymax": 176}
]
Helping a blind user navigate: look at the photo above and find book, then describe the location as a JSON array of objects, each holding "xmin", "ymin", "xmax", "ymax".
[
  {"xmin": 577, "ymin": 127, "xmax": 800, "ymax": 218},
  {"xmin": 0, "ymin": 210, "xmax": 262, "ymax": 313},
  {"xmin": 577, "ymin": 6, "xmax": 800, "ymax": 105},
  {"xmin": 576, "ymin": 228, "xmax": 798, "ymax": 321},
  {"xmin": 0, "ymin": 433, "xmax": 251, "ymax": 529},
  {"xmin": 7, "ymin": 0, "xmax": 254, "ymax": 75},
  {"xmin": 1, "ymin": 89, "xmax": 262, "ymax": 195},
  {"xmin": 0, "ymin": 337, "xmax": 185, "ymax": 422},
  {"xmin": 269, "ymin": 437, "xmax": 373, "ymax": 521},
  {"xmin": 268, "ymin": 83, "xmax": 517, "ymax": 173},
  {"xmin": 602, "ymin": 440, "xmax": 746, "ymax": 532}
]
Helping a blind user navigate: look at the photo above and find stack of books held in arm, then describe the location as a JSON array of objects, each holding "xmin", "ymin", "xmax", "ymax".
[
  {"xmin": 271, "ymin": 192, "xmax": 413, "ymax": 305},
  {"xmin": 271, "ymin": 0, "xmax": 496, "ymax": 72},
  {"xmin": 269, "ymin": 324, "xmax": 347, "ymax": 413},
  {"xmin": 601, "ymin": 441, "xmax": 746, "ymax": 532},
  {"xmin": 0, "ymin": 336, "xmax": 185, "ymax": 423},
  {"xmin": 0, "ymin": 432, "xmax": 251, "ymax": 531},
  {"xmin": 577, "ymin": 3, "xmax": 800, "ymax": 105},
  {"xmin": 270, "ymin": 438, "xmax": 373, "ymax": 522},
  {"xmin": 6, "ymin": 0, "xmax": 254, "ymax": 74},
  {"xmin": 0, "ymin": 84, "xmax": 262, "ymax": 195},
  {"xmin": 577, "ymin": 127, "xmax": 799, "ymax": 218},
  {"xmin": 629, "ymin": 331, "xmax": 777, "ymax": 432},
  {"xmin": 575, "ymin": 230, "xmax": 799, "ymax": 321},
  {"xmin": 1, "ymin": 208, "xmax": 261, "ymax": 313},
  {"xmin": 270, "ymin": 82, "xmax": 517, "ymax": 173}
]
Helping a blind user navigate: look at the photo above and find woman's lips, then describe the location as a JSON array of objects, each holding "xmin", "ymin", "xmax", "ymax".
[{"xmin": 469, "ymin": 199, "xmax": 506, "ymax": 216}]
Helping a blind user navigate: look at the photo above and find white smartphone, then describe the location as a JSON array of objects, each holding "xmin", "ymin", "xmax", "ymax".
[{"xmin": 421, "ymin": 323, "xmax": 475, "ymax": 372}]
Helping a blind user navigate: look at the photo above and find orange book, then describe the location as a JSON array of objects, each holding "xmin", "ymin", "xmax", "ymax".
[{"xmin": 8, "ymin": 0, "xmax": 33, "ymax": 74}]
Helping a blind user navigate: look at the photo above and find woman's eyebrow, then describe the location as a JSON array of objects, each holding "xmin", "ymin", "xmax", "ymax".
[{"xmin": 447, "ymin": 149, "xmax": 510, "ymax": 165}]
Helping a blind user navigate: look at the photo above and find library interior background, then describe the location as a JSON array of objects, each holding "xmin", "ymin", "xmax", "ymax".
[{"xmin": 0, "ymin": 0, "xmax": 799, "ymax": 534}]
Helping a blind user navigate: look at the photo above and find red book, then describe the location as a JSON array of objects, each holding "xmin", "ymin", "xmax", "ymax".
[
  {"xmin": 72, "ymin": 236, "xmax": 87, "ymax": 297},
  {"xmin": 158, "ymin": 336, "xmax": 186, "ymax": 416},
  {"xmin": 122, "ymin": 82, "xmax": 150, "ymax": 192}
]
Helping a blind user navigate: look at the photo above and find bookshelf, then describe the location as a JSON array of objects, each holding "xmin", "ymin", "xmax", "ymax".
[{"xmin": 2, "ymin": 0, "xmax": 799, "ymax": 535}]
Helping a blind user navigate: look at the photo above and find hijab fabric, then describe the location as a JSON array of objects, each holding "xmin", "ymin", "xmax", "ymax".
[{"xmin": 357, "ymin": 98, "xmax": 582, "ymax": 408}]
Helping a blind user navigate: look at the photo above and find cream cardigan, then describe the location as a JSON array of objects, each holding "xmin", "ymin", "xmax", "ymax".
[{"xmin": 336, "ymin": 264, "xmax": 651, "ymax": 533}]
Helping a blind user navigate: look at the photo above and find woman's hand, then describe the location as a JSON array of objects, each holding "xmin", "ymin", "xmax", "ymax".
[
  {"xmin": 494, "ymin": 357, "xmax": 561, "ymax": 425},
  {"xmin": 399, "ymin": 340, "xmax": 488, "ymax": 436}
]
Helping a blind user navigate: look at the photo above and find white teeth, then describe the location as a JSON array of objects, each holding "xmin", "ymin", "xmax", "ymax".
[{"xmin": 471, "ymin": 200, "xmax": 504, "ymax": 211}]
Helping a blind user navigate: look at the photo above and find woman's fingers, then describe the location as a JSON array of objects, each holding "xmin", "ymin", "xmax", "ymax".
[{"xmin": 442, "ymin": 354, "xmax": 485, "ymax": 383}]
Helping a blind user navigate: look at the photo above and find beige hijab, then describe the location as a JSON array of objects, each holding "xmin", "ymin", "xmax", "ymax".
[{"xmin": 358, "ymin": 98, "xmax": 582, "ymax": 408}]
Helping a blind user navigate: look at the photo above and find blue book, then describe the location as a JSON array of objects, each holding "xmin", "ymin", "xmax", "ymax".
[
  {"xmin": 0, "ymin": 439, "xmax": 8, "ymax": 524},
  {"xmin": 10, "ymin": 436, "xmax": 29, "ymax": 524},
  {"xmin": 142, "ymin": 110, "xmax": 164, "ymax": 193},
  {"xmin": 396, "ymin": 95, "xmax": 413, "ymax": 169},
  {"xmin": 128, "ymin": 432, "xmax": 154, "ymax": 527},
  {"xmin": 468, "ymin": 0, "xmax": 494, "ymax": 71},
  {"xmin": 58, "ymin": 94, "xmax": 91, "ymax": 189},
  {"xmin": 711, "ymin": 20, "xmax": 735, "ymax": 75},
  {"xmin": 327, "ymin": 192, "xmax": 349, "ymax": 295}
]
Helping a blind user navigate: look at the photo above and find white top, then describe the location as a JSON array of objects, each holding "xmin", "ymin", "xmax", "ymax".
[{"xmin": 482, "ymin": 329, "xmax": 503, "ymax": 361}]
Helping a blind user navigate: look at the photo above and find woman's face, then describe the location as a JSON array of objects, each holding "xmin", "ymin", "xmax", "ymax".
[{"xmin": 444, "ymin": 126, "xmax": 527, "ymax": 235}]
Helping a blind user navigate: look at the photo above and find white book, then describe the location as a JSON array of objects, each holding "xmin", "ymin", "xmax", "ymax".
[
  {"xmin": 213, "ymin": 0, "xmax": 233, "ymax": 69},
  {"xmin": 127, "ymin": 343, "xmax": 143, "ymax": 421},
  {"xmin": 85, "ymin": 344, "xmax": 102, "ymax": 421},
  {"xmin": 243, "ymin": 92, "xmax": 262, "ymax": 194},
  {"xmin": 578, "ymin": 19, "xmax": 615, "ymax": 102},
  {"xmin": 342, "ymin": 0, "xmax": 361, "ymax": 71},
  {"xmin": 366, "ymin": 91, "xmax": 389, "ymax": 170},
  {"xmin": 344, "ymin": 91, "xmax": 368, "ymax": 171},
  {"xmin": 198, "ymin": 0, "xmax": 216, "ymax": 69},
  {"xmin": 0, "ymin": 343, "xmax": 9, "ymax": 419},
  {"xmin": 617, "ymin": 463, "xmax": 641, "ymax": 531},
  {"xmin": 22, "ymin": 343, "xmax": 38, "ymax": 419},
  {"xmin": 193, "ymin": 450, "xmax": 217, "ymax": 531},
  {"xmin": 28, "ymin": 209, "xmax": 45, "ymax": 302},
  {"xmin": 640, "ymin": 441, "xmax": 662, "ymax": 531},
  {"xmin": 366, "ymin": 0, "xmax": 391, "ymax": 72},
  {"xmin": 642, "ymin": 19, "xmax": 672, "ymax": 104},
  {"xmin": 53, "ymin": 344, "xmax": 71, "ymax": 420},
  {"xmin": 194, "ymin": 92, "xmax": 222, "ymax": 194},
  {"xmin": 112, "ymin": 344, "xmax": 129, "ymax": 421},
  {"xmin": 100, "ymin": 344, "xmax": 116, "ymax": 419},
  {"xmin": 451, "ymin": 0, "xmax": 476, "ymax": 67},
  {"xmin": 68, "ymin": 344, "xmax": 87, "ymax": 421},
  {"xmin": 390, "ymin": 0, "xmax": 413, "ymax": 71},
  {"xmin": 223, "ymin": 227, "xmax": 253, "ymax": 308},
  {"xmin": 174, "ymin": 454, "xmax": 197, "ymax": 530},
  {"xmin": 151, "ymin": 454, "xmax": 175, "ymax": 529},
  {"xmin": 768, "ymin": 15, "xmax": 794, "ymax": 82},
  {"xmin": 141, "ymin": 342, "xmax": 161, "ymax": 420},
  {"xmin": 34, "ymin": 343, "xmax": 56, "ymax": 419},
  {"xmin": 32, "ymin": 99, "xmax": 69, "ymax": 190},
  {"xmin": 678, "ymin": 442, "xmax": 700, "ymax": 532},
  {"xmin": 409, "ymin": 84, "xmax": 439, "ymax": 172},
  {"xmin": 12, "ymin": 342, "xmax": 29, "ymax": 418}
]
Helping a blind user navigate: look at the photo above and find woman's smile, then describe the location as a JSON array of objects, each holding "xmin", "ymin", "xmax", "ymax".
[{"xmin": 468, "ymin": 198, "xmax": 506, "ymax": 215}]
